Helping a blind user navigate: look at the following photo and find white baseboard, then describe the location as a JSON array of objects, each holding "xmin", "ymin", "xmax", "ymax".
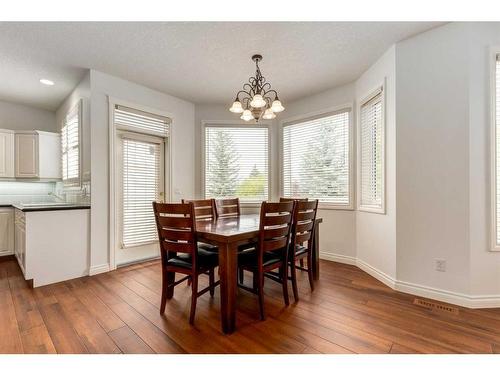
[
  {"xmin": 322, "ymin": 252, "xmax": 500, "ymax": 309},
  {"xmin": 319, "ymin": 251, "xmax": 356, "ymax": 265},
  {"xmin": 89, "ymin": 263, "xmax": 110, "ymax": 276}
]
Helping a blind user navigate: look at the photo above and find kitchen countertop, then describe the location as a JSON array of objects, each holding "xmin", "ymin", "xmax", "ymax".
[{"xmin": 0, "ymin": 203, "xmax": 91, "ymax": 212}]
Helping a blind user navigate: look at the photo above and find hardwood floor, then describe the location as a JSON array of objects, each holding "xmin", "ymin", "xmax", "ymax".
[{"xmin": 1, "ymin": 258, "xmax": 500, "ymax": 354}]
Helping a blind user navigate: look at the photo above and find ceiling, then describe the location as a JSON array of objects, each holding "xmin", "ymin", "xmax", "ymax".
[{"xmin": 0, "ymin": 22, "xmax": 443, "ymax": 111}]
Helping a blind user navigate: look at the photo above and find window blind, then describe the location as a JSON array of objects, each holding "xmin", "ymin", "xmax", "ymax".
[
  {"xmin": 360, "ymin": 89, "xmax": 384, "ymax": 210},
  {"xmin": 495, "ymin": 55, "xmax": 500, "ymax": 246},
  {"xmin": 205, "ymin": 126, "xmax": 269, "ymax": 202},
  {"xmin": 282, "ymin": 110, "xmax": 351, "ymax": 205},
  {"xmin": 122, "ymin": 138, "xmax": 161, "ymax": 248},
  {"xmin": 61, "ymin": 102, "xmax": 80, "ymax": 185},
  {"xmin": 115, "ymin": 105, "xmax": 170, "ymax": 137}
]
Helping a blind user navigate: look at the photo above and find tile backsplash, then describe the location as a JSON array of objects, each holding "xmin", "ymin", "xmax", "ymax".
[{"xmin": 0, "ymin": 181, "xmax": 56, "ymax": 204}]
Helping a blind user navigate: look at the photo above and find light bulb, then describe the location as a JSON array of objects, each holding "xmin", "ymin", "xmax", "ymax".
[
  {"xmin": 262, "ymin": 108, "xmax": 276, "ymax": 120},
  {"xmin": 271, "ymin": 99, "xmax": 285, "ymax": 113},
  {"xmin": 250, "ymin": 94, "xmax": 266, "ymax": 108},
  {"xmin": 229, "ymin": 100, "xmax": 244, "ymax": 113},
  {"xmin": 240, "ymin": 109, "xmax": 254, "ymax": 122}
]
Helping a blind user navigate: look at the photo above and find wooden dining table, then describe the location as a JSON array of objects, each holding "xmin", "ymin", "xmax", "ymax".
[{"xmin": 196, "ymin": 213, "xmax": 323, "ymax": 334}]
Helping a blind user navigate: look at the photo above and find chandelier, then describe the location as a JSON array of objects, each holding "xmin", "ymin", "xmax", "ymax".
[{"xmin": 229, "ymin": 54, "xmax": 285, "ymax": 122}]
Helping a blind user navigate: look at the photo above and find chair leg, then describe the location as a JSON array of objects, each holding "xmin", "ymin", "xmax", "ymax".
[
  {"xmin": 209, "ymin": 268, "xmax": 215, "ymax": 297},
  {"xmin": 307, "ymin": 252, "xmax": 314, "ymax": 291},
  {"xmin": 238, "ymin": 268, "xmax": 244, "ymax": 284},
  {"xmin": 281, "ymin": 266, "xmax": 289, "ymax": 306},
  {"xmin": 189, "ymin": 274, "xmax": 198, "ymax": 325},
  {"xmin": 161, "ymin": 271, "xmax": 175, "ymax": 314},
  {"xmin": 258, "ymin": 272, "xmax": 265, "ymax": 321},
  {"xmin": 290, "ymin": 260, "xmax": 299, "ymax": 302}
]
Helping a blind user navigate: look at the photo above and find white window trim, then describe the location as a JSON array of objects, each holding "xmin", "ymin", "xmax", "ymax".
[
  {"xmin": 201, "ymin": 120, "xmax": 272, "ymax": 207},
  {"xmin": 357, "ymin": 82, "xmax": 386, "ymax": 214},
  {"xmin": 108, "ymin": 96, "xmax": 174, "ymax": 270},
  {"xmin": 490, "ymin": 47, "xmax": 500, "ymax": 251},
  {"xmin": 278, "ymin": 103, "xmax": 355, "ymax": 210},
  {"xmin": 61, "ymin": 99, "xmax": 83, "ymax": 188}
]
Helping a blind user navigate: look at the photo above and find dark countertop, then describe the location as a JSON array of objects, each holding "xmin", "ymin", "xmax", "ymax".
[{"xmin": 0, "ymin": 203, "xmax": 91, "ymax": 212}]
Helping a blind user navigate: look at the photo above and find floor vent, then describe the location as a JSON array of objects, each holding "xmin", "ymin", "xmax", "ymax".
[{"xmin": 413, "ymin": 298, "xmax": 459, "ymax": 315}]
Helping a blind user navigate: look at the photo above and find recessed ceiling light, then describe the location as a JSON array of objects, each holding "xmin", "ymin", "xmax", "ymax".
[{"xmin": 40, "ymin": 79, "xmax": 55, "ymax": 86}]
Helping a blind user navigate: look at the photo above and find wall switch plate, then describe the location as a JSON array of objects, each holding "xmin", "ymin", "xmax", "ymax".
[{"xmin": 435, "ymin": 259, "xmax": 446, "ymax": 272}]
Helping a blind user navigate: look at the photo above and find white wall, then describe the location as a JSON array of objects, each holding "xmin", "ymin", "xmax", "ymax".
[
  {"xmin": 195, "ymin": 83, "xmax": 358, "ymax": 260},
  {"xmin": 355, "ymin": 46, "xmax": 397, "ymax": 280},
  {"xmin": 0, "ymin": 99, "xmax": 56, "ymax": 132},
  {"xmin": 89, "ymin": 70, "xmax": 196, "ymax": 272}
]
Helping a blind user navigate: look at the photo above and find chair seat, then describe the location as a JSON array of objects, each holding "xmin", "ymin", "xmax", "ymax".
[
  {"xmin": 198, "ymin": 242, "xmax": 219, "ymax": 253},
  {"xmin": 167, "ymin": 247, "xmax": 219, "ymax": 269},
  {"xmin": 238, "ymin": 249, "xmax": 284, "ymax": 269},
  {"xmin": 294, "ymin": 244, "xmax": 308, "ymax": 257}
]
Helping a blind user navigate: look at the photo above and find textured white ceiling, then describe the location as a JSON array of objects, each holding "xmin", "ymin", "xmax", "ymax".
[{"xmin": 0, "ymin": 22, "xmax": 443, "ymax": 111}]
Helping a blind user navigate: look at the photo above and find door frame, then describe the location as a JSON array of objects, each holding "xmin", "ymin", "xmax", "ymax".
[{"xmin": 108, "ymin": 96, "xmax": 173, "ymax": 271}]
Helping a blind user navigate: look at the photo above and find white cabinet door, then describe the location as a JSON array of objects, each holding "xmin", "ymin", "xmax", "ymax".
[
  {"xmin": 14, "ymin": 210, "xmax": 26, "ymax": 274},
  {"xmin": 15, "ymin": 133, "xmax": 39, "ymax": 178},
  {"xmin": 0, "ymin": 131, "xmax": 15, "ymax": 178},
  {"xmin": 0, "ymin": 208, "xmax": 14, "ymax": 256}
]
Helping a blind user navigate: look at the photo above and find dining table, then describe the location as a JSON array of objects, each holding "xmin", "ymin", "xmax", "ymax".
[{"xmin": 195, "ymin": 213, "xmax": 323, "ymax": 334}]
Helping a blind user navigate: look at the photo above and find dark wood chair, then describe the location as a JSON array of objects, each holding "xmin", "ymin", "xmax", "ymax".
[
  {"xmin": 215, "ymin": 197, "xmax": 241, "ymax": 218},
  {"xmin": 280, "ymin": 197, "xmax": 308, "ymax": 203},
  {"xmin": 182, "ymin": 199, "xmax": 218, "ymax": 253},
  {"xmin": 288, "ymin": 200, "xmax": 319, "ymax": 302},
  {"xmin": 237, "ymin": 201, "xmax": 295, "ymax": 320},
  {"xmin": 152, "ymin": 201, "xmax": 219, "ymax": 324}
]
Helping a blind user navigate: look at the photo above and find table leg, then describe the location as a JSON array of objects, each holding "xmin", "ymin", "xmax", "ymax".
[
  {"xmin": 218, "ymin": 242, "xmax": 238, "ymax": 334},
  {"xmin": 312, "ymin": 222, "xmax": 320, "ymax": 281}
]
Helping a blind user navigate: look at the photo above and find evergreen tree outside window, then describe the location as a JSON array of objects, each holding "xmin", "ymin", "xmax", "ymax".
[
  {"xmin": 205, "ymin": 125, "xmax": 269, "ymax": 202},
  {"xmin": 282, "ymin": 109, "xmax": 352, "ymax": 206}
]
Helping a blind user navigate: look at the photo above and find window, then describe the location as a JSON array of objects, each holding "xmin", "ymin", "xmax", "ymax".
[
  {"xmin": 492, "ymin": 53, "xmax": 500, "ymax": 251},
  {"xmin": 114, "ymin": 105, "xmax": 169, "ymax": 249},
  {"xmin": 282, "ymin": 109, "xmax": 352, "ymax": 206},
  {"xmin": 204, "ymin": 125, "xmax": 269, "ymax": 203},
  {"xmin": 359, "ymin": 87, "xmax": 385, "ymax": 212},
  {"xmin": 61, "ymin": 100, "xmax": 81, "ymax": 186}
]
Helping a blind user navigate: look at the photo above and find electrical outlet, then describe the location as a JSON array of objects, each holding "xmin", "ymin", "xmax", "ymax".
[{"xmin": 435, "ymin": 259, "xmax": 446, "ymax": 272}]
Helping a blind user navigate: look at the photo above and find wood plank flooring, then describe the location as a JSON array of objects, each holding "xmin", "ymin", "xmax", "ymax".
[{"xmin": 1, "ymin": 258, "xmax": 499, "ymax": 354}]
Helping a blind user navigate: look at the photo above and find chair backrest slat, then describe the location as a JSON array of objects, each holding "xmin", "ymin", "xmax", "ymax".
[
  {"xmin": 153, "ymin": 202, "xmax": 198, "ymax": 263},
  {"xmin": 280, "ymin": 197, "xmax": 308, "ymax": 203},
  {"xmin": 182, "ymin": 199, "xmax": 216, "ymax": 221},
  {"xmin": 215, "ymin": 198, "xmax": 241, "ymax": 218}
]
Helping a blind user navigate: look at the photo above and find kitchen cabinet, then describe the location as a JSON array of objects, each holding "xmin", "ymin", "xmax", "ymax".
[
  {"xmin": 15, "ymin": 131, "xmax": 61, "ymax": 179},
  {"xmin": 0, "ymin": 207, "xmax": 14, "ymax": 256},
  {"xmin": 0, "ymin": 129, "xmax": 15, "ymax": 178},
  {"xmin": 14, "ymin": 209, "xmax": 25, "ymax": 274}
]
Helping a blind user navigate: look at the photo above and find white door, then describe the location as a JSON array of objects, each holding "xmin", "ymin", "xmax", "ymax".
[
  {"xmin": 0, "ymin": 208, "xmax": 14, "ymax": 256},
  {"xmin": 0, "ymin": 131, "xmax": 14, "ymax": 178},
  {"xmin": 115, "ymin": 131, "xmax": 165, "ymax": 266}
]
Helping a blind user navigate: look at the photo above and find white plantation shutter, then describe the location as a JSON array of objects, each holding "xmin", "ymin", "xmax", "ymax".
[
  {"xmin": 205, "ymin": 126, "xmax": 269, "ymax": 202},
  {"xmin": 122, "ymin": 138, "xmax": 161, "ymax": 247},
  {"xmin": 61, "ymin": 101, "xmax": 81, "ymax": 185},
  {"xmin": 495, "ymin": 55, "xmax": 500, "ymax": 247},
  {"xmin": 360, "ymin": 88, "xmax": 384, "ymax": 211},
  {"xmin": 282, "ymin": 110, "xmax": 351, "ymax": 205},
  {"xmin": 115, "ymin": 105, "xmax": 169, "ymax": 137}
]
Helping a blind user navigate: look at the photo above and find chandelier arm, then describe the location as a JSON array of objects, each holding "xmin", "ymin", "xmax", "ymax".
[
  {"xmin": 265, "ymin": 89, "xmax": 279, "ymax": 101},
  {"xmin": 236, "ymin": 90, "xmax": 251, "ymax": 100}
]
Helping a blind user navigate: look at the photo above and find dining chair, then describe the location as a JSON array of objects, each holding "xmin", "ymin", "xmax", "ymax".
[
  {"xmin": 237, "ymin": 201, "xmax": 295, "ymax": 320},
  {"xmin": 279, "ymin": 197, "xmax": 308, "ymax": 203},
  {"xmin": 152, "ymin": 201, "xmax": 219, "ymax": 324},
  {"xmin": 214, "ymin": 197, "xmax": 241, "ymax": 218},
  {"xmin": 288, "ymin": 199, "xmax": 319, "ymax": 302},
  {"xmin": 182, "ymin": 199, "xmax": 218, "ymax": 253}
]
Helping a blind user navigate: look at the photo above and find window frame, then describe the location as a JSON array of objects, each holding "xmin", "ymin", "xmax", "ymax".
[
  {"xmin": 279, "ymin": 104, "xmax": 355, "ymax": 210},
  {"xmin": 490, "ymin": 47, "xmax": 500, "ymax": 252},
  {"xmin": 201, "ymin": 120, "xmax": 272, "ymax": 206},
  {"xmin": 357, "ymin": 83, "xmax": 386, "ymax": 214},
  {"xmin": 61, "ymin": 99, "xmax": 82, "ymax": 188}
]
